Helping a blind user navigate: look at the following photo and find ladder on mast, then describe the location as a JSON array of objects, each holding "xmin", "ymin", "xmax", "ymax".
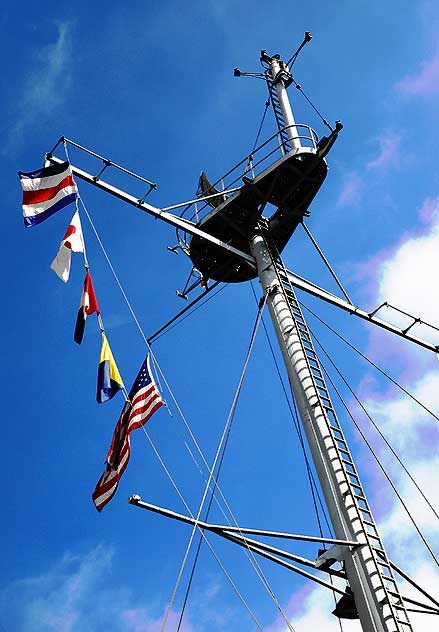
[
  {"xmin": 267, "ymin": 79, "xmax": 292, "ymax": 155},
  {"xmin": 42, "ymin": 42, "xmax": 438, "ymax": 631},
  {"xmin": 250, "ymin": 222, "xmax": 414, "ymax": 631},
  {"xmin": 270, "ymin": 242, "xmax": 413, "ymax": 631}
]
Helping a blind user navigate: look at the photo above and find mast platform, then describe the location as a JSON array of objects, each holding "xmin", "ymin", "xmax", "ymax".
[{"xmin": 186, "ymin": 124, "xmax": 339, "ymax": 283}]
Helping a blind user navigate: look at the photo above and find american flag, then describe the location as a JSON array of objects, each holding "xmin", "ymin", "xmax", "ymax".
[{"xmin": 92, "ymin": 355, "xmax": 164, "ymax": 511}]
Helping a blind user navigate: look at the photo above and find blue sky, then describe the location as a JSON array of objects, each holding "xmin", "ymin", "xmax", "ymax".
[{"xmin": 2, "ymin": 1, "xmax": 439, "ymax": 630}]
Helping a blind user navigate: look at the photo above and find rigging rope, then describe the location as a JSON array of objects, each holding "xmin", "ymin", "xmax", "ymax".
[
  {"xmin": 300, "ymin": 302, "xmax": 439, "ymax": 424},
  {"xmin": 291, "ymin": 78, "xmax": 334, "ymax": 132},
  {"xmin": 252, "ymin": 99, "xmax": 271, "ymax": 153},
  {"xmin": 150, "ymin": 283, "xmax": 227, "ymax": 343},
  {"xmin": 71, "ymin": 159, "xmax": 336, "ymax": 628},
  {"xmin": 147, "ymin": 302, "xmax": 298, "ymax": 630},
  {"xmin": 167, "ymin": 296, "xmax": 296, "ymax": 632},
  {"xmin": 300, "ymin": 222, "xmax": 353, "ymax": 305},
  {"xmin": 140, "ymin": 425, "xmax": 264, "ymax": 630},
  {"xmin": 307, "ymin": 324, "xmax": 439, "ymax": 569},
  {"xmin": 250, "ymin": 282, "xmax": 335, "ymax": 542},
  {"xmin": 74, "ymin": 188, "xmax": 289, "ymax": 630},
  {"xmin": 179, "ymin": 301, "xmax": 297, "ymax": 632},
  {"xmin": 285, "ymin": 32, "xmax": 312, "ymax": 69},
  {"xmin": 310, "ymin": 327, "xmax": 439, "ymax": 523}
]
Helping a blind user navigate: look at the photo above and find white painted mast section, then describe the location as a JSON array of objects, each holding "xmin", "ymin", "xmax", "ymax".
[
  {"xmin": 250, "ymin": 233, "xmax": 409, "ymax": 632},
  {"xmin": 269, "ymin": 58, "xmax": 302, "ymax": 150}
]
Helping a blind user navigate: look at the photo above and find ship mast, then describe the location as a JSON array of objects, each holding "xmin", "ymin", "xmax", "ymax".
[
  {"xmin": 250, "ymin": 54, "xmax": 412, "ymax": 632},
  {"xmin": 44, "ymin": 43, "xmax": 439, "ymax": 630}
]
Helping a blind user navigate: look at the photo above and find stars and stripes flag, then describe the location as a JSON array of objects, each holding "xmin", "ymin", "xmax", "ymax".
[
  {"xmin": 18, "ymin": 161, "xmax": 78, "ymax": 228},
  {"xmin": 92, "ymin": 355, "xmax": 164, "ymax": 511},
  {"xmin": 74, "ymin": 270, "xmax": 99, "ymax": 344},
  {"xmin": 50, "ymin": 210, "xmax": 85, "ymax": 282}
]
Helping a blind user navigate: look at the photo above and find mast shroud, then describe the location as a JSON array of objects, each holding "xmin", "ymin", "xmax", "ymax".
[{"xmin": 250, "ymin": 231, "xmax": 413, "ymax": 632}]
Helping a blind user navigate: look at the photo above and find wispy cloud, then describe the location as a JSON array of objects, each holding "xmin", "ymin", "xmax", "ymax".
[
  {"xmin": 0, "ymin": 544, "xmax": 198, "ymax": 632},
  {"xmin": 351, "ymin": 195, "xmax": 439, "ymax": 329},
  {"xmin": 418, "ymin": 194, "xmax": 439, "ymax": 225},
  {"xmin": 6, "ymin": 21, "xmax": 73, "ymax": 150},
  {"xmin": 396, "ymin": 52, "xmax": 439, "ymax": 97},
  {"xmin": 366, "ymin": 131, "xmax": 402, "ymax": 170},
  {"xmin": 265, "ymin": 583, "xmax": 342, "ymax": 632},
  {"xmin": 337, "ymin": 131, "xmax": 402, "ymax": 207},
  {"xmin": 336, "ymin": 171, "xmax": 364, "ymax": 207},
  {"xmin": 269, "ymin": 194, "xmax": 439, "ymax": 631},
  {"xmin": 375, "ymin": 212, "xmax": 439, "ymax": 328}
]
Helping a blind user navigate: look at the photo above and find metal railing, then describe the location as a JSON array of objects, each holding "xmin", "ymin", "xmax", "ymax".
[{"xmin": 176, "ymin": 123, "xmax": 319, "ymax": 247}]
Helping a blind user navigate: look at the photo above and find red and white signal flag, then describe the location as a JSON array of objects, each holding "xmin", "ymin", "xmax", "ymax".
[
  {"xmin": 50, "ymin": 210, "xmax": 85, "ymax": 282},
  {"xmin": 74, "ymin": 270, "xmax": 100, "ymax": 344}
]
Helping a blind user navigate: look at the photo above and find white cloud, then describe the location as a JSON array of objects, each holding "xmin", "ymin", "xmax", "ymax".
[
  {"xmin": 336, "ymin": 171, "xmax": 364, "ymax": 207},
  {"xmin": 266, "ymin": 198, "xmax": 439, "ymax": 631},
  {"xmin": 376, "ymin": 217, "xmax": 439, "ymax": 332},
  {"xmin": 353, "ymin": 196, "xmax": 439, "ymax": 628},
  {"xmin": 366, "ymin": 131, "xmax": 402, "ymax": 170},
  {"xmin": 0, "ymin": 545, "xmax": 198, "ymax": 632},
  {"xmin": 396, "ymin": 52, "xmax": 439, "ymax": 98},
  {"xmin": 7, "ymin": 21, "xmax": 73, "ymax": 149},
  {"xmin": 363, "ymin": 370, "xmax": 439, "ymax": 453},
  {"xmin": 266, "ymin": 580, "xmax": 361, "ymax": 632}
]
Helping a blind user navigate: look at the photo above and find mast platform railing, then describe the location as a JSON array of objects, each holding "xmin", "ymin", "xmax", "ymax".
[{"xmin": 176, "ymin": 123, "xmax": 319, "ymax": 246}]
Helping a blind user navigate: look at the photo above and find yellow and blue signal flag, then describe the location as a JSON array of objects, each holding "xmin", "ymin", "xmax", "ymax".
[{"xmin": 97, "ymin": 333, "xmax": 124, "ymax": 403}]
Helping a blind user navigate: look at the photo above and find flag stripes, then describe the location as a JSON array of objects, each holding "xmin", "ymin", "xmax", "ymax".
[
  {"xmin": 22, "ymin": 174, "xmax": 75, "ymax": 205},
  {"xmin": 92, "ymin": 356, "xmax": 163, "ymax": 512},
  {"xmin": 19, "ymin": 161, "xmax": 78, "ymax": 227},
  {"xmin": 128, "ymin": 385, "xmax": 163, "ymax": 431}
]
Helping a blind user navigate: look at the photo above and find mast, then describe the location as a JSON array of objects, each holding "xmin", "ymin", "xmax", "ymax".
[
  {"xmin": 266, "ymin": 54, "xmax": 301, "ymax": 150},
  {"xmin": 42, "ymin": 44, "xmax": 439, "ymax": 630},
  {"xmin": 250, "ymin": 55, "xmax": 413, "ymax": 632}
]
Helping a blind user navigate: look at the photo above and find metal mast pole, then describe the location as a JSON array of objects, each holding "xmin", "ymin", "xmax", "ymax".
[
  {"xmin": 268, "ymin": 56, "xmax": 301, "ymax": 150},
  {"xmin": 250, "ymin": 232, "xmax": 413, "ymax": 632},
  {"xmin": 249, "ymin": 53, "xmax": 413, "ymax": 631}
]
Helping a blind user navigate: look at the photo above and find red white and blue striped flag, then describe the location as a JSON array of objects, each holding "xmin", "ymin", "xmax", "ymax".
[
  {"xmin": 92, "ymin": 355, "xmax": 164, "ymax": 512},
  {"xmin": 18, "ymin": 161, "xmax": 78, "ymax": 228}
]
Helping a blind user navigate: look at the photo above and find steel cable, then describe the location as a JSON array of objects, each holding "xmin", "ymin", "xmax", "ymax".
[
  {"xmin": 71, "ymin": 177, "xmax": 285, "ymax": 630},
  {"xmin": 307, "ymin": 324, "xmax": 439, "ymax": 569},
  {"xmin": 300, "ymin": 302, "xmax": 439, "ymax": 424},
  {"xmin": 173, "ymin": 294, "xmax": 296, "ymax": 632}
]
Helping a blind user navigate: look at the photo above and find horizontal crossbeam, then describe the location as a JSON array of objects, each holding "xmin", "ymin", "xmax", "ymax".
[
  {"xmin": 46, "ymin": 155, "xmax": 256, "ymax": 269},
  {"xmin": 223, "ymin": 533, "xmax": 347, "ymax": 596},
  {"xmin": 129, "ymin": 495, "xmax": 352, "ymax": 595},
  {"xmin": 283, "ymin": 269, "xmax": 438, "ymax": 353},
  {"xmin": 47, "ymin": 155, "xmax": 438, "ymax": 356},
  {"xmin": 128, "ymin": 496, "xmax": 359, "ymax": 546}
]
